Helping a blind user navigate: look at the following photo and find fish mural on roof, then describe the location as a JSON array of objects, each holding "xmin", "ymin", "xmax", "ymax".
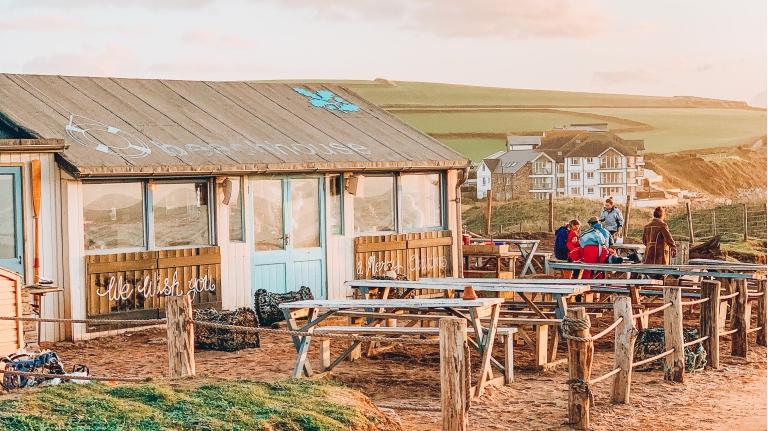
[{"xmin": 293, "ymin": 87, "xmax": 360, "ymax": 112}]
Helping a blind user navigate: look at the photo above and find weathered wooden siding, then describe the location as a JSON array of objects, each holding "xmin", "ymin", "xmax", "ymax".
[
  {"xmin": 0, "ymin": 268, "xmax": 23, "ymax": 355},
  {"xmin": 216, "ymin": 177, "xmax": 251, "ymax": 309},
  {"xmin": 325, "ymin": 184, "xmax": 355, "ymax": 299},
  {"xmin": 0, "ymin": 152, "xmax": 65, "ymax": 342}
]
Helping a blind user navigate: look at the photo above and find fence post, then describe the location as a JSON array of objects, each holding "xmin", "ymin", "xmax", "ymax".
[
  {"xmin": 566, "ymin": 307, "xmax": 592, "ymax": 430},
  {"xmin": 611, "ymin": 296, "xmax": 636, "ymax": 404},
  {"xmin": 757, "ymin": 280, "xmax": 768, "ymax": 347},
  {"xmin": 731, "ymin": 280, "xmax": 748, "ymax": 357},
  {"xmin": 622, "ymin": 195, "xmax": 632, "ymax": 238},
  {"xmin": 440, "ymin": 317, "xmax": 468, "ymax": 431},
  {"xmin": 712, "ymin": 210, "xmax": 717, "ymax": 236},
  {"xmin": 743, "ymin": 203, "xmax": 749, "ymax": 241},
  {"xmin": 700, "ymin": 280, "xmax": 721, "ymax": 369},
  {"xmin": 685, "ymin": 202, "xmax": 695, "ymax": 244},
  {"xmin": 663, "ymin": 286, "xmax": 684, "ymax": 382},
  {"xmin": 165, "ymin": 294, "xmax": 196, "ymax": 378},
  {"xmin": 485, "ymin": 189, "xmax": 493, "ymax": 236},
  {"xmin": 548, "ymin": 193, "xmax": 555, "ymax": 233}
]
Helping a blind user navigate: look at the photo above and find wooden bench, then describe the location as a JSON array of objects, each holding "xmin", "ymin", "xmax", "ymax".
[
  {"xmin": 314, "ymin": 325, "xmax": 518, "ymax": 385},
  {"xmin": 530, "ymin": 252, "xmax": 553, "ymax": 274},
  {"xmin": 479, "ymin": 317, "xmax": 562, "ymax": 368}
]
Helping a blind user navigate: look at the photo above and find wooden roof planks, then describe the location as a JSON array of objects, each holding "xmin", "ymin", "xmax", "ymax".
[{"xmin": 0, "ymin": 74, "xmax": 469, "ymax": 177}]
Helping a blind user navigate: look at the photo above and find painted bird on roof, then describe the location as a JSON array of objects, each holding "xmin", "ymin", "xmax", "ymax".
[{"xmin": 293, "ymin": 87, "xmax": 360, "ymax": 112}]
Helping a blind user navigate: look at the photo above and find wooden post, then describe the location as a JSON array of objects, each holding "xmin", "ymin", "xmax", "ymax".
[
  {"xmin": 685, "ymin": 202, "xmax": 695, "ymax": 244},
  {"xmin": 712, "ymin": 210, "xmax": 717, "ymax": 236},
  {"xmin": 743, "ymin": 203, "xmax": 749, "ymax": 241},
  {"xmin": 611, "ymin": 296, "xmax": 637, "ymax": 404},
  {"xmin": 663, "ymin": 286, "xmax": 684, "ymax": 382},
  {"xmin": 485, "ymin": 189, "xmax": 493, "ymax": 237},
  {"xmin": 165, "ymin": 294, "xmax": 195, "ymax": 378},
  {"xmin": 440, "ymin": 317, "xmax": 468, "ymax": 431},
  {"xmin": 548, "ymin": 193, "xmax": 555, "ymax": 233},
  {"xmin": 622, "ymin": 195, "xmax": 632, "ymax": 238},
  {"xmin": 700, "ymin": 280, "xmax": 721, "ymax": 369},
  {"xmin": 757, "ymin": 280, "xmax": 768, "ymax": 347},
  {"xmin": 731, "ymin": 279, "xmax": 748, "ymax": 357},
  {"xmin": 566, "ymin": 307, "xmax": 593, "ymax": 430}
]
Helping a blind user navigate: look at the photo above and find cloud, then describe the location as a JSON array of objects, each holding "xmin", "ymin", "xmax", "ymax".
[
  {"xmin": 182, "ymin": 30, "xmax": 254, "ymax": 50},
  {"xmin": 271, "ymin": 0, "xmax": 607, "ymax": 39},
  {"xmin": 592, "ymin": 69, "xmax": 657, "ymax": 86},
  {"xmin": 8, "ymin": 0, "xmax": 214, "ymax": 9},
  {"xmin": 21, "ymin": 45, "xmax": 143, "ymax": 78}
]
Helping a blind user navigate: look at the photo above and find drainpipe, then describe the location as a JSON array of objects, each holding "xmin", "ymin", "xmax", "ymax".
[{"xmin": 455, "ymin": 167, "xmax": 470, "ymax": 278}]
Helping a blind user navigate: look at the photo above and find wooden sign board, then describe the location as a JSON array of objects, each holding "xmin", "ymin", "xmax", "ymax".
[
  {"xmin": 85, "ymin": 247, "xmax": 221, "ymax": 331},
  {"xmin": 354, "ymin": 231, "xmax": 453, "ymax": 280}
]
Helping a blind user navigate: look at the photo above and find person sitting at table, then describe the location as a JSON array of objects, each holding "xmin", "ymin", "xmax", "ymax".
[
  {"xmin": 579, "ymin": 216, "xmax": 609, "ymax": 278},
  {"xmin": 566, "ymin": 219, "xmax": 582, "ymax": 261},
  {"xmin": 642, "ymin": 206, "xmax": 677, "ymax": 265}
]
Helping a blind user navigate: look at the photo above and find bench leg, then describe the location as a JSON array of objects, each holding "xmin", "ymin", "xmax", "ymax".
[
  {"xmin": 504, "ymin": 334, "xmax": 514, "ymax": 385},
  {"xmin": 320, "ymin": 340, "xmax": 331, "ymax": 372},
  {"xmin": 349, "ymin": 317, "xmax": 362, "ymax": 361},
  {"xmin": 534, "ymin": 325, "xmax": 548, "ymax": 367}
]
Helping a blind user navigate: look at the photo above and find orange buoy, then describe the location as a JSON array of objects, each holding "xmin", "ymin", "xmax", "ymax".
[{"xmin": 462, "ymin": 285, "xmax": 478, "ymax": 300}]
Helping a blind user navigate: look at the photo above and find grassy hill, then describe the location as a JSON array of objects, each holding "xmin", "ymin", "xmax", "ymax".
[{"xmin": 340, "ymin": 80, "xmax": 767, "ymax": 160}]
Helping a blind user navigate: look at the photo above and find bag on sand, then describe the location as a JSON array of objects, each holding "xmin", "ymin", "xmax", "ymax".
[
  {"xmin": 254, "ymin": 286, "xmax": 314, "ymax": 326},
  {"xmin": 554, "ymin": 226, "xmax": 570, "ymax": 260}
]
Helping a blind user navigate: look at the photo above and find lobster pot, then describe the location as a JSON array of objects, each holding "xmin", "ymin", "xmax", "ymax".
[
  {"xmin": 193, "ymin": 308, "xmax": 260, "ymax": 352},
  {"xmin": 0, "ymin": 268, "xmax": 23, "ymax": 356}
]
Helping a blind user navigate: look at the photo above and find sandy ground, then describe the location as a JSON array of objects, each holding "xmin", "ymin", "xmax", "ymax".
[{"xmin": 36, "ymin": 315, "xmax": 767, "ymax": 431}]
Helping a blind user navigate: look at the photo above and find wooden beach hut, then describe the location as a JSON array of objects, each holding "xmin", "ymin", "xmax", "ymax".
[{"xmin": 0, "ymin": 74, "xmax": 469, "ymax": 341}]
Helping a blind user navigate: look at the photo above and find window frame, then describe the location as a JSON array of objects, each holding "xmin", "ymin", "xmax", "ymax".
[
  {"xmin": 228, "ymin": 176, "xmax": 246, "ymax": 243},
  {"xmin": 353, "ymin": 172, "xmax": 447, "ymax": 236},
  {"xmin": 83, "ymin": 178, "xmax": 216, "ymax": 255},
  {"xmin": 326, "ymin": 174, "xmax": 345, "ymax": 236}
]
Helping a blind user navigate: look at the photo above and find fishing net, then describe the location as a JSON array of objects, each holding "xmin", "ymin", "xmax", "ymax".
[
  {"xmin": 633, "ymin": 327, "xmax": 707, "ymax": 372},
  {"xmin": 193, "ymin": 308, "xmax": 260, "ymax": 352},
  {"xmin": 254, "ymin": 286, "xmax": 313, "ymax": 326}
]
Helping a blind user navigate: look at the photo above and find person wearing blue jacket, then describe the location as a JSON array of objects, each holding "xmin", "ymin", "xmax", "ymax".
[
  {"xmin": 579, "ymin": 216, "xmax": 610, "ymax": 278},
  {"xmin": 600, "ymin": 197, "xmax": 624, "ymax": 240}
]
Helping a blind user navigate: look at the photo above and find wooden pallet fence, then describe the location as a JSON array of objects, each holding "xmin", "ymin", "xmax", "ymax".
[
  {"xmin": 84, "ymin": 247, "xmax": 222, "ymax": 331},
  {"xmin": 354, "ymin": 230, "xmax": 453, "ymax": 280}
]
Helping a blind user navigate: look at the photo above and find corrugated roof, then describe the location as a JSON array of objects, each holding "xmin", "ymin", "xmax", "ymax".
[{"xmin": 0, "ymin": 74, "xmax": 468, "ymax": 177}]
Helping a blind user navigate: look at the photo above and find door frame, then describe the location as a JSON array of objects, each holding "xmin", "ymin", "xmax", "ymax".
[
  {"xmin": 0, "ymin": 165, "xmax": 25, "ymax": 276},
  {"xmin": 248, "ymin": 175, "xmax": 327, "ymax": 298}
]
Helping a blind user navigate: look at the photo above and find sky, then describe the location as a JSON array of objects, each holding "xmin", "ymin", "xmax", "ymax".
[{"xmin": 0, "ymin": 0, "xmax": 765, "ymax": 105}]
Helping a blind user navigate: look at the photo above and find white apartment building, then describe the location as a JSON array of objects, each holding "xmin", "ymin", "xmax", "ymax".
[{"xmin": 527, "ymin": 131, "xmax": 645, "ymax": 201}]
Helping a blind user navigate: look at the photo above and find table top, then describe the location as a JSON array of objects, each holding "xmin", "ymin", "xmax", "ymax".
[
  {"xmin": 548, "ymin": 261, "xmax": 763, "ymax": 279},
  {"xmin": 612, "ymin": 244, "xmax": 646, "ymax": 251},
  {"xmin": 22, "ymin": 285, "xmax": 64, "ymax": 295},
  {"xmin": 470, "ymin": 238, "xmax": 540, "ymax": 245},
  {"xmin": 346, "ymin": 279, "xmax": 590, "ymax": 295},
  {"xmin": 279, "ymin": 298, "xmax": 505, "ymax": 309},
  {"xmin": 419, "ymin": 277, "xmax": 663, "ymax": 286}
]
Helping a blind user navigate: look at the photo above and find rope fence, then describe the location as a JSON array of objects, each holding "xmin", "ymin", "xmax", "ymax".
[{"xmin": 563, "ymin": 278, "xmax": 768, "ymax": 430}]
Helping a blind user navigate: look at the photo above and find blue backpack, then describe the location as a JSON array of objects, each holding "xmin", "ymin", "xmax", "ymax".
[{"xmin": 554, "ymin": 226, "xmax": 570, "ymax": 260}]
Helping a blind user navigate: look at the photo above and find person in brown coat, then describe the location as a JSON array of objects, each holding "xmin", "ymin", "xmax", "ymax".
[{"xmin": 642, "ymin": 207, "xmax": 677, "ymax": 264}]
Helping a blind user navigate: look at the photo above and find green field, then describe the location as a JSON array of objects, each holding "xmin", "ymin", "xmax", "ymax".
[
  {"xmin": 569, "ymin": 108, "xmax": 767, "ymax": 152},
  {"xmin": 342, "ymin": 81, "xmax": 767, "ymax": 160}
]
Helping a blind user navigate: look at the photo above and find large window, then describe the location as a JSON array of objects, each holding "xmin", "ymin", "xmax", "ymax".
[
  {"xmin": 353, "ymin": 173, "xmax": 445, "ymax": 234},
  {"xmin": 228, "ymin": 177, "xmax": 244, "ymax": 242},
  {"xmin": 152, "ymin": 182, "xmax": 210, "ymax": 247},
  {"xmin": 354, "ymin": 176, "xmax": 395, "ymax": 233},
  {"xmin": 400, "ymin": 173, "xmax": 442, "ymax": 230},
  {"xmin": 83, "ymin": 182, "xmax": 145, "ymax": 251},
  {"xmin": 83, "ymin": 180, "xmax": 213, "ymax": 252}
]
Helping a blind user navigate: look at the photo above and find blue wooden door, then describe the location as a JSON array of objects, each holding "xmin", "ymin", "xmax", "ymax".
[
  {"xmin": 0, "ymin": 167, "xmax": 24, "ymax": 276},
  {"xmin": 250, "ymin": 177, "xmax": 325, "ymax": 299}
]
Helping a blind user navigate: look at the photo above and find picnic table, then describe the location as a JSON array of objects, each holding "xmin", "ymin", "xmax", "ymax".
[
  {"xmin": 346, "ymin": 278, "xmax": 591, "ymax": 368},
  {"xmin": 470, "ymin": 238, "xmax": 541, "ymax": 276},
  {"xmin": 279, "ymin": 297, "xmax": 505, "ymax": 396},
  {"xmin": 612, "ymin": 243, "xmax": 645, "ymax": 259}
]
